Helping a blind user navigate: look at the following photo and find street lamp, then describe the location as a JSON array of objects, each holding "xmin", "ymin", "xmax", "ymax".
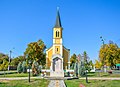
[
  {"xmin": 100, "ymin": 36, "xmax": 106, "ymax": 72},
  {"xmin": 100, "ymin": 36, "xmax": 105, "ymax": 45},
  {"xmin": 28, "ymin": 60, "xmax": 31, "ymax": 82}
]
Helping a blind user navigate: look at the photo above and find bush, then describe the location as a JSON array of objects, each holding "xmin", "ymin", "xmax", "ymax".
[
  {"xmin": 79, "ymin": 66, "xmax": 86, "ymax": 76},
  {"xmin": 17, "ymin": 62, "xmax": 22, "ymax": 73},
  {"xmin": 32, "ymin": 60, "xmax": 40, "ymax": 76}
]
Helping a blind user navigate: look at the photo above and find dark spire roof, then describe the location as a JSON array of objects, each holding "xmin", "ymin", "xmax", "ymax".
[{"xmin": 54, "ymin": 7, "xmax": 62, "ymax": 28}]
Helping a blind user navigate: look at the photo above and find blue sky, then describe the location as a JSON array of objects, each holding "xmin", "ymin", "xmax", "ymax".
[{"xmin": 0, "ymin": 0, "xmax": 120, "ymax": 62}]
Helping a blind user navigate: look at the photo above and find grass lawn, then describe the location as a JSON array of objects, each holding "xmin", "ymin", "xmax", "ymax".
[
  {"xmin": 0, "ymin": 78, "xmax": 120, "ymax": 87},
  {"xmin": 0, "ymin": 70, "xmax": 120, "ymax": 78},
  {"xmin": 65, "ymin": 79, "xmax": 120, "ymax": 87},
  {"xmin": 0, "ymin": 79, "xmax": 49, "ymax": 87},
  {"xmin": 86, "ymin": 72, "xmax": 120, "ymax": 77},
  {"xmin": 0, "ymin": 73, "xmax": 32, "ymax": 78}
]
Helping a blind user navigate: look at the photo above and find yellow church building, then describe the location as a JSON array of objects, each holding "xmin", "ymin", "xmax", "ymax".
[{"xmin": 46, "ymin": 9, "xmax": 70, "ymax": 76}]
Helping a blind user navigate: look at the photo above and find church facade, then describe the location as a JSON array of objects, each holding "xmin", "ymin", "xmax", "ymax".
[{"xmin": 46, "ymin": 9, "xmax": 70, "ymax": 76}]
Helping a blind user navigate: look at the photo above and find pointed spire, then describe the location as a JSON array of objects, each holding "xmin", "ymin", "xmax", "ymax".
[{"xmin": 54, "ymin": 7, "xmax": 62, "ymax": 28}]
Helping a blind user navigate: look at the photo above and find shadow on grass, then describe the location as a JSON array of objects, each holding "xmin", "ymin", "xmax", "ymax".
[
  {"xmin": 102, "ymin": 74, "xmax": 109, "ymax": 76},
  {"xmin": 0, "ymin": 82, "xmax": 7, "ymax": 84},
  {"xmin": 87, "ymin": 74, "xmax": 95, "ymax": 77},
  {"xmin": 86, "ymin": 82, "xmax": 91, "ymax": 84}
]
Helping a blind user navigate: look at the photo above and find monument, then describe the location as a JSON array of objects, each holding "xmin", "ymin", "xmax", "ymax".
[{"xmin": 46, "ymin": 8, "xmax": 70, "ymax": 77}]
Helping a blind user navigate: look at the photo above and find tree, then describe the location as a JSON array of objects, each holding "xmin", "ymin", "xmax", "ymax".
[
  {"xmin": 0, "ymin": 53, "xmax": 9, "ymax": 64},
  {"xmin": 70, "ymin": 54, "xmax": 77, "ymax": 67},
  {"xmin": 0, "ymin": 53, "xmax": 9, "ymax": 71},
  {"xmin": 82, "ymin": 51, "xmax": 90, "ymax": 83},
  {"xmin": 84, "ymin": 52, "xmax": 92, "ymax": 70},
  {"xmin": 72, "ymin": 52, "xmax": 93, "ymax": 78},
  {"xmin": 88, "ymin": 60, "xmax": 94, "ymax": 70},
  {"xmin": 0, "ymin": 59, "xmax": 8, "ymax": 71},
  {"xmin": 95, "ymin": 60, "xmax": 102, "ymax": 76},
  {"xmin": 99, "ymin": 42, "xmax": 119, "ymax": 69},
  {"xmin": 11, "ymin": 56, "xmax": 25, "ymax": 67},
  {"xmin": 114, "ymin": 48, "xmax": 120, "ymax": 64},
  {"xmin": 79, "ymin": 54, "xmax": 86, "ymax": 76},
  {"xmin": 24, "ymin": 39, "xmax": 46, "ymax": 66},
  {"xmin": 95, "ymin": 60, "xmax": 102, "ymax": 69}
]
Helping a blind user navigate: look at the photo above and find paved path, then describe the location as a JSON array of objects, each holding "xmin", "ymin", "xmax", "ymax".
[
  {"xmin": 48, "ymin": 80, "xmax": 66, "ymax": 87},
  {"xmin": 0, "ymin": 77, "xmax": 120, "ymax": 80}
]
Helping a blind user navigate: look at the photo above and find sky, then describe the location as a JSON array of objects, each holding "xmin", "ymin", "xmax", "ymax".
[{"xmin": 0, "ymin": 0, "xmax": 120, "ymax": 62}]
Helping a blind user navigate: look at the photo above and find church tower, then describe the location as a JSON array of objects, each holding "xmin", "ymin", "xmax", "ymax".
[
  {"xmin": 53, "ymin": 8, "xmax": 63, "ymax": 56},
  {"xmin": 46, "ymin": 8, "xmax": 70, "ymax": 77}
]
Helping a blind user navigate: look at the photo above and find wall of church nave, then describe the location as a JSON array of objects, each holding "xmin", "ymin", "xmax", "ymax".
[
  {"xmin": 46, "ymin": 48, "xmax": 53, "ymax": 68},
  {"xmin": 63, "ymin": 48, "xmax": 69, "ymax": 69},
  {"xmin": 46, "ymin": 58, "xmax": 51, "ymax": 68}
]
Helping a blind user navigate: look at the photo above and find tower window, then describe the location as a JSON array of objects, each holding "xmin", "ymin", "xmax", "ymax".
[{"xmin": 56, "ymin": 31, "xmax": 60, "ymax": 37}]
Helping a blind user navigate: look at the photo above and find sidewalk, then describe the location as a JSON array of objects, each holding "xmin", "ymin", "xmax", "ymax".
[{"xmin": 0, "ymin": 77, "xmax": 120, "ymax": 80}]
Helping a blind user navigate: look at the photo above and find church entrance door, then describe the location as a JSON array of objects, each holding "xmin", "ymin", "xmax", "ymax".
[{"xmin": 53, "ymin": 57, "xmax": 62, "ymax": 72}]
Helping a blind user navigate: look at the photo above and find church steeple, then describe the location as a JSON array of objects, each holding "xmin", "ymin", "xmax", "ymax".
[
  {"xmin": 46, "ymin": 8, "xmax": 70, "ymax": 71},
  {"xmin": 54, "ymin": 7, "xmax": 62, "ymax": 28}
]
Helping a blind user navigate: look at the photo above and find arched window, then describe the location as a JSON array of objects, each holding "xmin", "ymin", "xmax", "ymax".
[{"xmin": 56, "ymin": 31, "xmax": 60, "ymax": 37}]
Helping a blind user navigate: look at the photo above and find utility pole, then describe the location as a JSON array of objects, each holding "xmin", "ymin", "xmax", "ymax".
[{"xmin": 8, "ymin": 50, "xmax": 12, "ymax": 71}]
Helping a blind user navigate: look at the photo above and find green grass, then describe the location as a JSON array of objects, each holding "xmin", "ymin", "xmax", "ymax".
[
  {"xmin": 1, "ymin": 72, "xmax": 119, "ymax": 78},
  {"xmin": 0, "ymin": 78, "xmax": 120, "ymax": 87},
  {"xmin": 0, "ymin": 71, "xmax": 17, "ymax": 75},
  {"xmin": 0, "ymin": 79, "xmax": 49, "ymax": 87},
  {"xmin": 86, "ymin": 72, "xmax": 120, "ymax": 77},
  {"xmin": 0, "ymin": 73, "xmax": 31, "ymax": 78},
  {"xmin": 1, "ymin": 70, "xmax": 120, "ymax": 78},
  {"xmin": 65, "ymin": 79, "xmax": 120, "ymax": 87}
]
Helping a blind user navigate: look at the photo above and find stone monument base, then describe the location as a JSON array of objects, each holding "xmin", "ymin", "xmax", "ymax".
[{"xmin": 50, "ymin": 71, "xmax": 64, "ymax": 77}]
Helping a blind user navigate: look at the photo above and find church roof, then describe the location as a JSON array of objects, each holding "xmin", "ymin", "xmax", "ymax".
[
  {"xmin": 63, "ymin": 46, "xmax": 70, "ymax": 51},
  {"xmin": 54, "ymin": 8, "xmax": 62, "ymax": 28}
]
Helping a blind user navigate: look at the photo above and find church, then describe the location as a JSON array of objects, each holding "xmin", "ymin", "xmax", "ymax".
[{"xmin": 46, "ymin": 9, "xmax": 70, "ymax": 77}]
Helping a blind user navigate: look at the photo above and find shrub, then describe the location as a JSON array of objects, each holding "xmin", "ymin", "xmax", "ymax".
[
  {"xmin": 32, "ymin": 60, "xmax": 40, "ymax": 76},
  {"xmin": 22, "ymin": 61, "xmax": 27, "ymax": 73},
  {"xmin": 17, "ymin": 62, "xmax": 23, "ymax": 73}
]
